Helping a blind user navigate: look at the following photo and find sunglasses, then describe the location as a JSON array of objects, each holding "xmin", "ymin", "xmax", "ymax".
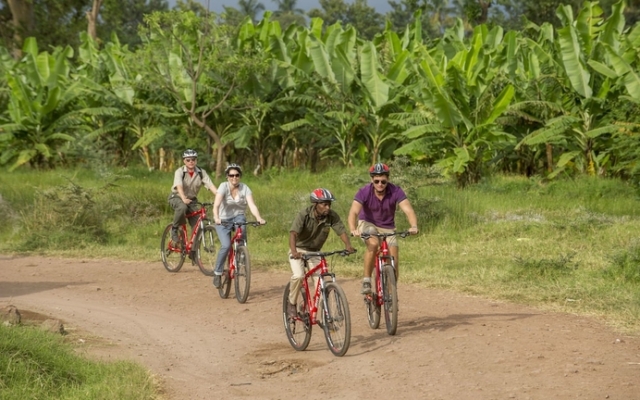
[
  {"xmin": 373, "ymin": 179, "xmax": 388, "ymax": 185},
  {"xmin": 227, "ymin": 174, "xmax": 241, "ymax": 178},
  {"xmin": 184, "ymin": 158, "xmax": 197, "ymax": 162}
]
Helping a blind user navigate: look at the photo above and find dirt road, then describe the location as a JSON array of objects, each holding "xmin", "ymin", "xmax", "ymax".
[{"xmin": 1, "ymin": 255, "xmax": 638, "ymax": 399}]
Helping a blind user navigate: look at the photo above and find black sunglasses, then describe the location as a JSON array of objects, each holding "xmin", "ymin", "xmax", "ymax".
[
  {"xmin": 373, "ymin": 179, "xmax": 388, "ymax": 185},
  {"xmin": 227, "ymin": 174, "xmax": 241, "ymax": 178}
]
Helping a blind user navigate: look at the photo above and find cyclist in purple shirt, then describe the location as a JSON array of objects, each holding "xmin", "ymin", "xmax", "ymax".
[{"xmin": 348, "ymin": 163, "xmax": 418, "ymax": 294}]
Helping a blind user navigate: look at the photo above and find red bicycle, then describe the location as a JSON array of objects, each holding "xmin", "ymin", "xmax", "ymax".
[
  {"xmin": 161, "ymin": 202, "xmax": 216, "ymax": 276},
  {"xmin": 282, "ymin": 249, "xmax": 355, "ymax": 357},
  {"xmin": 361, "ymin": 231, "xmax": 410, "ymax": 336},
  {"xmin": 217, "ymin": 221, "xmax": 263, "ymax": 304}
]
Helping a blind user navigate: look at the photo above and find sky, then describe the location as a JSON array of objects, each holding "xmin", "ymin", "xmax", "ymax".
[{"xmin": 168, "ymin": 0, "xmax": 393, "ymax": 15}]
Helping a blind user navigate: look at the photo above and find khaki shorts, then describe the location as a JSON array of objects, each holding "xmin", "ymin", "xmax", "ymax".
[{"xmin": 357, "ymin": 220, "xmax": 398, "ymax": 247}]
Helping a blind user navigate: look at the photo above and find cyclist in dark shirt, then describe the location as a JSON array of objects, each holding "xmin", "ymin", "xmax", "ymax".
[{"xmin": 286, "ymin": 188, "xmax": 355, "ymax": 317}]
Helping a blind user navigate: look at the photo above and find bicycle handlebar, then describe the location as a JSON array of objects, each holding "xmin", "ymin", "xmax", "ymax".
[
  {"xmin": 299, "ymin": 249, "xmax": 357, "ymax": 260},
  {"xmin": 359, "ymin": 231, "xmax": 412, "ymax": 240},
  {"xmin": 220, "ymin": 221, "xmax": 266, "ymax": 228}
]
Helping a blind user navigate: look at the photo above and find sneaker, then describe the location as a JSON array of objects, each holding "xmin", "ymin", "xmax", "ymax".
[
  {"xmin": 287, "ymin": 301, "xmax": 297, "ymax": 318},
  {"xmin": 213, "ymin": 274, "xmax": 222, "ymax": 288},
  {"xmin": 361, "ymin": 281, "xmax": 372, "ymax": 295},
  {"xmin": 171, "ymin": 228, "xmax": 180, "ymax": 244}
]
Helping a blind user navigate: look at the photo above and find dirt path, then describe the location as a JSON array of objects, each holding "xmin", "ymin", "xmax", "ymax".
[{"xmin": 1, "ymin": 255, "xmax": 638, "ymax": 399}]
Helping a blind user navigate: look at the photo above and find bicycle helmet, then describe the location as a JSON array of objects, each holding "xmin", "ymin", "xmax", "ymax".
[
  {"xmin": 310, "ymin": 188, "xmax": 336, "ymax": 203},
  {"xmin": 225, "ymin": 163, "xmax": 242, "ymax": 176},
  {"xmin": 369, "ymin": 162, "xmax": 390, "ymax": 176},
  {"xmin": 182, "ymin": 149, "xmax": 198, "ymax": 159}
]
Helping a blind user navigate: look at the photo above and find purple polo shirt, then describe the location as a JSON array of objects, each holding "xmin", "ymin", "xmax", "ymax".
[{"xmin": 354, "ymin": 182, "xmax": 407, "ymax": 229}]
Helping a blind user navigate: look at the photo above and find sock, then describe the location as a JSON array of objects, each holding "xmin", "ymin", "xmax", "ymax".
[{"xmin": 363, "ymin": 277, "xmax": 371, "ymax": 283}]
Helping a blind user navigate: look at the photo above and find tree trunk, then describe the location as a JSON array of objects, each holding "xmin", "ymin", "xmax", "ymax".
[
  {"xmin": 476, "ymin": 0, "xmax": 491, "ymax": 24},
  {"xmin": 7, "ymin": 0, "xmax": 34, "ymax": 59},
  {"xmin": 545, "ymin": 143, "xmax": 554, "ymax": 173},
  {"xmin": 86, "ymin": 0, "xmax": 103, "ymax": 41}
]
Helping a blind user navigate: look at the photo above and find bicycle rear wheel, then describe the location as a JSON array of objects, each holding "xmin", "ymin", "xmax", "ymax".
[
  {"xmin": 282, "ymin": 282, "xmax": 311, "ymax": 351},
  {"xmin": 322, "ymin": 282, "xmax": 351, "ymax": 357},
  {"xmin": 196, "ymin": 225, "xmax": 216, "ymax": 276},
  {"xmin": 161, "ymin": 224, "xmax": 185, "ymax": 272},
  {"xmin": 365, "ymin": 272, "xmax": 381, "ymax": 329},
  {"xmin": 234, "ymin": 246, "xmax": 251, "ymax": 304},
  {"xmin": 382, "ymin": 264, "xmax": 398, "ymax": 335}
]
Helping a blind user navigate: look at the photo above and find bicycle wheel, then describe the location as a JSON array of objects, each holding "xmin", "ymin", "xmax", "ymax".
[
  {"xmin": 234, "ymin": 246, "xmax": 251, "ymax": 304},
  {"xmin": 365, "ymin": 272, "xmax": 381, "ymax": 329},
  {"xmin": 322, "ymin": 282, "xmax": 351, "ymax": 357},
  {"xmin": 282, "ymin": 282, "xmax": 311, "ymax": 351},
  {"xmin": 218, "ymin": 266, "xmax": 232, "ymax": 299},
  {"xmin": 196, "ymin": 225, "xmax": 216, "ymax": 276},
  {"xmin": 382, "ymin": 264, "xmax": 398, "ymax": 335},
  {"xmin": 161, "ymin": 224, "xmax": 185, "ymax": 272}
]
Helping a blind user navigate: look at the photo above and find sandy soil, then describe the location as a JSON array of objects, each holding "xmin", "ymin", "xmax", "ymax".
[{"xmin": 1, "ymin": 254, "xmax": 639, "ymax": 400}]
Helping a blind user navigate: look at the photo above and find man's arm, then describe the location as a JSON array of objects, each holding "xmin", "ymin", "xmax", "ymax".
[
  {"xmin": 398, "ymin": 199, "xmax": 418, "ymax": 234},
  {"xmin": 338, "ymin": 232, "xmax": 355, "ymax": 253},
  {"xmin": 348, "ymin": 200, "xmax": 362, "ymax": 236},
  {"xmin": 289, "ymin": 231, "xmax": 301, "ymax": 259}
]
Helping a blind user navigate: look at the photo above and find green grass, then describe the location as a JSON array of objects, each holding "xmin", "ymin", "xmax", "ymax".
[
  {"xmin": 0, "ymin": 323, "xmax": 158, "ymax": 399},
  {"xmin": 1, "ymin": 166, "xmax": 640, "ymax": 397}
]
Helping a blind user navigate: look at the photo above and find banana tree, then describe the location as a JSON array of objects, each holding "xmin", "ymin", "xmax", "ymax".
[
  {"xmin": 517, "ymin": 1, "xmax": 629, "ymax": 178},
  {"xmin": 76, "ymin": 33, "xmax": 177, "ymax": 169},
  {"xmin": 395, "ymin": 21, "xmax": 516, "ymax": 187},
  {"xmin": 0, "ymin": 38, "xmax": 85, "ymax": 170}
]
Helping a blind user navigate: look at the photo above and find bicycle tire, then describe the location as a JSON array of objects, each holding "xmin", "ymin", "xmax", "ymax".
[
  {"xmin": 218, "ymin": 266, "xmax": 232, "ymax": 298},
  {"xmin": 322, "ymin": 282, "xmax": 351, "ymax": 357},
  {"xmin": 196, "ymin": 225, "xmax": 216, "ymax": 276},
  {"xmin": 161, "ymin": 224, "xmax": 185, "ymax": 272},
  {"xmin": 365, "ymin": 272, "xmax": 381, "ymax": 329},
  {"xmin": 382, "ymin": 263, "xmax": 398, "ymax": 335},
  {"xmin": 282, "ymin": 282, "xmax": 311, "ymax": 351},
  {"xmin": 234, "ymin": 246, "xmax": 251, "ymax": 304}
]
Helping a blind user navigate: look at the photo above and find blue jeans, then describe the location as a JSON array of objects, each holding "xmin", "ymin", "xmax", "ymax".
[{"xmin": 214, "ymin": 215, "xmax": 247, "ymax": 275}]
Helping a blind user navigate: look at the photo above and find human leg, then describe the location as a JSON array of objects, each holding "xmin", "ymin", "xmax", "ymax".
[
  {"xmin": 288, "ymin": 252, "xmax": 305, "ymax": 317},
  {"xmin": 213, "ymin": 222, "xmax": 232, "ymax": 286},
  {"xmin": 358, "ymin": 220, "xmax": 379, "ymax": 294},
  {"xmin": 169, "ymin": 196, "xmax": 188, "ymax": 228}
]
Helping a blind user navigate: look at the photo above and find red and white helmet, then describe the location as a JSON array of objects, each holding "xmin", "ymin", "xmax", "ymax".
[
  {"xmin": 310, "ymin": 188, "xmax": 336, "ymax": 203},
  {"xmin": 369, "ymin": 163, "xmax": 390, "ymax": 176}
]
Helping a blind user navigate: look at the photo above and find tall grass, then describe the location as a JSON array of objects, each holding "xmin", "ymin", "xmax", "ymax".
[
  {"xmin": 0, "ymin": 324, "xmax": 158, "ymax": 399},
  {"xmin": 1, "ymin": 166, "xmax": 640, "ymax": 333}
]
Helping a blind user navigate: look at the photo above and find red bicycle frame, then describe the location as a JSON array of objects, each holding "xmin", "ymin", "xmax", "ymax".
[
  {"xmin": 300, "ymin": 255, "xmax": 332, "ymax": 326},
  {"xmin": 227, "ymin": 224, "xmax": 245, "ymax": 279},
  {"xmin": 169, "ymin": 203, "xmax": 210, "ymax": 253},
  {"xmin": 372, "ymin": 236, "xmax": 394, "ymax": 305}
]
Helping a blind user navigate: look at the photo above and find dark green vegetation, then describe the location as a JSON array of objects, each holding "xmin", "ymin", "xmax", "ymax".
[
  {"xmin": 1, "ymin": 1, "xmax": 640, "ymax": 186},
  {"xmin": 0, "ymin": 323, "xmax": 157, "ymax": 399},
  {"xmin": 1, "ymin": 167, "xmax": 639, "ymax": 334}
]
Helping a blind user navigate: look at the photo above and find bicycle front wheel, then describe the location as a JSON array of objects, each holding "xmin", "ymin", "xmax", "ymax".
[
  {"xmin": 283, "ymin": 282, "xmax": 311, "ymax": 351},
  {"xmin": 382, "ymin": 264, "xmax": 398, "ymax": 335},
  {"xmin": 218, "ymin": 265, "xmax": 232, "ymax": 299},
  {"xmin": 365, "ymin": 272, "xmax": 381, "ymax": 329},
  {"xmin": 161, "ymin": 224, "xmax": 185, "ymax": 272},
  {"xmin": 322, "ymin": 282, "xmax": 351, "ymax": 357},
  {"xmin": 234, "ymin": 246, "xmax": 251, "ymax": 304},
  {"xmin": 196, "ymin": 225, "xmax": 216, "ymax": 276}
]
